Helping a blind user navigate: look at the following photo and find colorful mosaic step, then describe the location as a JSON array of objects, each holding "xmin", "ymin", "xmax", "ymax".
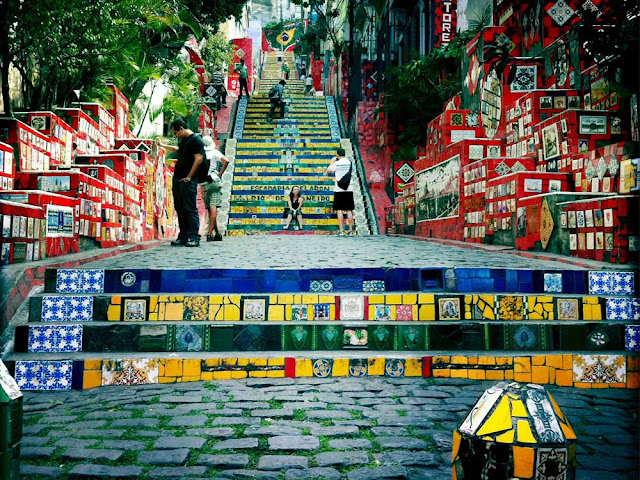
[
  {"xmin": 5, "ymin": 353, "xmax": 637, "ymax": 389},
  {"xmin": 13, "ymin": 320, "xmax": 634, "ymax": 354},
  {"xmin": 28, "ymin": 291, "xmax": 640, "ymax": 323},
  {"xmin": 42, "ymin": 267, "xmax": 637, "ymax": 295}
]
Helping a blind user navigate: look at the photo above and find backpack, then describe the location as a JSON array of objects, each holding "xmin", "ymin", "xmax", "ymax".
[
  {"xmin": 269, "ymin": 85, "xmax": 281, "ymax": 100},
  {"xmin": 337, "ymin": 163, "xmax": 352, "ymax": 190},
  {"xmin": 194, "ymin": 135, "xmax": 211, "ymax": 184}
]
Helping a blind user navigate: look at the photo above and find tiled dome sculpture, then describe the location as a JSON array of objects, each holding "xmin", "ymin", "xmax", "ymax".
[{"xmin": 452, "ymin": 382, "xmax": 577, "ymax": 480}]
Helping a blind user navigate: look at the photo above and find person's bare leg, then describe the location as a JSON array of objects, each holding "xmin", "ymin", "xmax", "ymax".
[
  {"xmin": 297, "ymin": 214, "xmax": 304, "ymax": 229},
  {"xmin": 207, "ymin": 207, "xmax": 216, "ymax": 236},
  {"xmin": 211, "ymin": 207, "xmax": 219, "ymax": 235},
  {"xmin": 284, "ymin": 213, "xmax": 292, "ymax": 229},
  {"xmin": 347, "ymin": 211, "xmax": 354, "ymax": 233},
  {"xmin": 337, "ymin": 210, "xmax": 344, "ymax": 233}
]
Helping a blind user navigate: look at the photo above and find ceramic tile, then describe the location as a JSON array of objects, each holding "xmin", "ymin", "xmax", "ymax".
[
  {"xmin": 313, "ymin": 304, "xmax": 331, "ymax": 320},
  {"xmin": 291, "ymin": 304, "xmax": 308, "ymax": 321},
  {"xmin": 556, "ymin": 298, "xmax": 579, "ymax": 320},
  {"xmin": 362, "ymin": 280, "xmax": 385, "ymax": 292},
  {"xmin": 543, "ymin": 273, "xmax": 563, "ymax": 293},
  {"xmin": 588, "ymin": 271, "xmax": 635, "ymax": 295},
  {"xmin": 349, "ymin": 359, "xmax": 368, "ymax": 377},
  {"xmin": 498, "ymin": 295, "xmax": 526, "ymax": 320},
  {"xmin": 340, "ymin": 296, "xmax": 365, "ymax": 320},
  {"xmin": 494, "ymin": 161, "xmax": 511, "ymax": 176},
  {"xmin": 606, "ymin": 298, "xmax": 640, "ymax": 321},
  {"xmin": 174, "ymin": 325, "xmax": 205, "ymax": 352},
  {"xmin": 374, "ymin": 305, "xmax": 391, "ymax": 321},
  {"xmin": 310, "ymin": 280, "xmax": 333, "ymax": 292},
  {"xmin": 343, "ymin": 327, "xmax": 368, "ymax": 348},
  {"xmin": 511, "ymin": 65, "xmax": 537, "ymax": 92},
  {"xmin": 242, "ymin": 298, "xmax": 267, "ymax": 321},
  {"xmin": 536, "ymin": 448, "xmax": 568, "ymax": 479},
  {"xmin": 625, "ymin": 325, "xmax": 639, "ymax": 352},
  {"xmin": 547, "ymin": 0, "xmax": 575, "ymax": 26},
  {"xmin": 587, "ymin": 328, "xmax": 610, "ymax": 349},
  {"xmin": 573, "ymin": 354, "xmax": 625, "ymax": 383},
  {"xmin": 28, "ymin": 325, "xmax": 82, "ymax": 353},
  {"xmin": 56, "ymin": 269, "xmax": 104, "ymax": 293},
  {"xmin": 41, "ymin": 296, "xmax": 93, "ymax": 322},
  {"xmin": 318, "ymin": 326, "xmax": 341, "ymax": 349},
  {"xmin": 15, "ymin": 360, "xmax": 73, "ymax": 390},
  {"xmin": 102, "ymin": 359, "xmax": 159, "ymax": 386},
  {"xmin": 312, "ymin": 359, "xmax": 332, "ymax": 378},
  {"xmin": 385, "ymin": 358, "xmax": 405, "ymax": 377},
  {"xmin": 438, "ymin": 297, "xmax": 461, "ymax": 320},
  {"xmin": 123, "ymin": 299, "xmax": 146, "ymax": 321},
  {"xmin": 396, "ymin": 305, "xmax": 413, "ymax": 321}
]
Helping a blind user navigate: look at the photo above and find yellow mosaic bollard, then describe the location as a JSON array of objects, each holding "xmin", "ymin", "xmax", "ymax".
[{"xmin": 452, "ymin": 382, "xmax": 577, "ymax": 480}]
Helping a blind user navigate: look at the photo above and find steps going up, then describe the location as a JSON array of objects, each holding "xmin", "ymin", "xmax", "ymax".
[
  {"xmin": 222, "ymin": 52, "xmax": 371, "ymax": 235},
  {"xmin": 6, "ymin": 266, "xmax": 639, "ymax": 390}
]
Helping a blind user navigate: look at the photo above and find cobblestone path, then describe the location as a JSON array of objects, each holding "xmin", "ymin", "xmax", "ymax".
[
  {"xmin": 21, "ymin": 378, "xmax": 639, "ymax": 479},
  {"xmin": 84, "ymin": 236, "xmax": 625, "ymax": 270}
]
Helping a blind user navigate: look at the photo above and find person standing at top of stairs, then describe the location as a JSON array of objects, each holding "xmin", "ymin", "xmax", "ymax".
[{"xmin": 234, "ymin": 59, "xmax": 250, "ymax": 99}]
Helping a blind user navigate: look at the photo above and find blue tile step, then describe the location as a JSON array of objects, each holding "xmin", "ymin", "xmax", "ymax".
[{"xmin": 42, "ymin": 268, "xmax": 637, "ymax": 296}]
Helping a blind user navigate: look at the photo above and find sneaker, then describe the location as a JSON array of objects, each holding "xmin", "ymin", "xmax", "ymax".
[
  {"xmin": 294, "ymin": 226, "xmax": 299, "ymax": 231},
  {"xmin": 170, "ymin": 238, "xmax": 186, "ymax": 246},
  {"xmin": 339, "ymin": 231, "xmax": 346, "ymax": 236},
  {"xmin": 206, "ymin": 235, "xmax": 214, "ymax": 242},
  {"xmin": 185, "ymin": 238, "xmax": 200, "ymax": 247},
  {"xmin": 349, "ymin": 230, "xmax": 355, "ymax": 236},
  {"xmin": 214, "ymin": 234, "xmax": 223, "ymax": 241},
  {"xmin": 283, "ymin": 225, "xmax": 289, "ymax": 230}
]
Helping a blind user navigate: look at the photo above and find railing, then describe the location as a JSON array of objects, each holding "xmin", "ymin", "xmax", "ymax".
[{"xmin": 332, "ymin": 96, "xmax": 380, "ymax": 235}]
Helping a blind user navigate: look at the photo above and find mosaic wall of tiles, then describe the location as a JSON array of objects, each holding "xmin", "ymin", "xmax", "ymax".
[
  {"xmin": 44, "ymin": 268, "xmax": 637, "ymax": 296},
  {"xmin": 15, "ymin": 321, "xmax": 636, "ymax": 353},
  {"xmin": 32, "ymin": 293, "xmax": 640, "ymax": 322},
  {"xmin": 8, "ymin": 354, "xmax": 638, "ymax": 390}
]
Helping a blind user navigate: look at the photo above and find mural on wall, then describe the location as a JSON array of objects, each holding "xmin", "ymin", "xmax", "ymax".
[
  {"xmin": 362, "ymin": 61, "xmax": 378, "ymax": 101},
  {"xmin": 415, "ymin": 155, "xmax": 460, "ymax": 222},
  {"xmin": 263, "ymin": 21, "xmax": 306, "ymax": 52}
]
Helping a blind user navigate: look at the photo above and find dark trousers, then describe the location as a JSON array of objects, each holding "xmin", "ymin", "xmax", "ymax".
[
  {"xmin": 172, "ymin": 178, "xmax": 199, "ymax": 241},
  {"xmin": 268, "ymin": 99, "xmax": 285, "ymax": 120},
  {"xmin": 238, "ymin": 78, "xmax": 250, "ymax": 97}
]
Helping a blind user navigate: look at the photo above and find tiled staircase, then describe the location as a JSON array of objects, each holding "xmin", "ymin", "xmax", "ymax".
[
  {"xmin": 7, "ymin": 266, "xmax": 639, "ymax": 390},
  {"xmin": 221, "ymin": 53, "xmax": 371, "ymax": 235}
]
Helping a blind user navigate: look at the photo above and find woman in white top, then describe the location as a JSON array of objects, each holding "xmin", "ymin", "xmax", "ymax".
[{"xmin": 201, "ymin": 136, "xmax": 229, "ymax": 241}]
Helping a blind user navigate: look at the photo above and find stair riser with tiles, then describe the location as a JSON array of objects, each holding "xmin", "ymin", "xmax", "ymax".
[{"xmin": 6, "ymin": 267, "xmax": 639, "ymax": 390}]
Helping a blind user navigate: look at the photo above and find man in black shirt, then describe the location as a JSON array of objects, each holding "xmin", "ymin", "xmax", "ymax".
[{"xmin": 156, "ymin": 119, "xmax": 205, "ymax": 247}]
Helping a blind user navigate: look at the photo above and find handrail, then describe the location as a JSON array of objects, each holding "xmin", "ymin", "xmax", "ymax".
[{"xmin": 331, "ymin": 95, "xmax": 380, "ymax": 235}]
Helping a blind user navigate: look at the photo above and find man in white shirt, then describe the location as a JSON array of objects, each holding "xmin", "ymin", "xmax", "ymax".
[
  {"xmin": 202, "ymin": 136, "xmax": 229, "ymax": 241},
  {"xmin": 326, "ymin": 148, "xmax": 355, "ymax": 236}
]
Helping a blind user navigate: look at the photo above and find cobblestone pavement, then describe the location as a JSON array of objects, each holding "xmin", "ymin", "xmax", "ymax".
[
  {"xmin": 84, "ymin": 236, "xmax": 627, "ymax": 270},
  {"xmin": 21, "ymin": 378, "xmax": 639, "ymax": 479}
]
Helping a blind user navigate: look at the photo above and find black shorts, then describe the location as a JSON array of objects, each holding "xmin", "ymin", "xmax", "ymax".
[{"xmin": 333, "ymin": 192, "xmax": 354, "ymax": 211}]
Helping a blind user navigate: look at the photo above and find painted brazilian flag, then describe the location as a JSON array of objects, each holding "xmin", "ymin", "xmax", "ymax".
[{"xmin": 264, "ymin": 21, "xmax": 305, "ymax": 51}]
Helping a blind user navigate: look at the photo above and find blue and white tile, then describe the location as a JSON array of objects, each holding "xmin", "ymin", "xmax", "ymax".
[
  {"xmin": 374, "ymin": 305, "xmax": 391, "ymax": 321},
  {"xmin": 363, "ymin": 280, "xmax": 385, "ymax": 292},
  {"xmin": 313, "ymin": 304, "xmax": 331, "ymax": 320},
  {"xmin": 41, "ymin": 296, "xmax": 93, "ymax": 322},
  {"xmin": 15, "ymin": 360, "xmax": 73, "ymax": 390},
  {"xmin": 543, "ymin": 273, "xmax": 563, "ymax": 293},
  {"xmin": 310, "ymin": 280, "xmax": 333, "ymax": 293},
  {"xmin": 625, "ymin": 325, "xmax": 639, "ymax": 352},
  {"xmin": 606, "ymin": 298, "xmax": 640, "ymax": 321},
  {"xmin": 41, "ymin": 296, "xmax": 67, "ymax": 321},
  {"xmin": 588, "ymin": 271, "xmax": 635, "ymax": 296},
  {"xmin": 28, "ymin": 325, "xmax": 82, "ymax": 353},
  {"xmin": 56, "ymin": 269, "xmax": 104, "ymax": 294}
]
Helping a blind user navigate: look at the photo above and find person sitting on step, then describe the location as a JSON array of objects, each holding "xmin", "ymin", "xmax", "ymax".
[{"xmin": 283, "ymin": 186, "xmax": 305, "ymax": 231}]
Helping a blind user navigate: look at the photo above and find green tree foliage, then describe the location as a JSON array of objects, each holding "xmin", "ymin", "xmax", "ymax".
[
  {"xmin": 0, "ymin": 0, "xmax": 248, "ymax": 115},
  {"xmin": 382, "ymin": 30, "xmax": 481, "ymax": 160}
]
